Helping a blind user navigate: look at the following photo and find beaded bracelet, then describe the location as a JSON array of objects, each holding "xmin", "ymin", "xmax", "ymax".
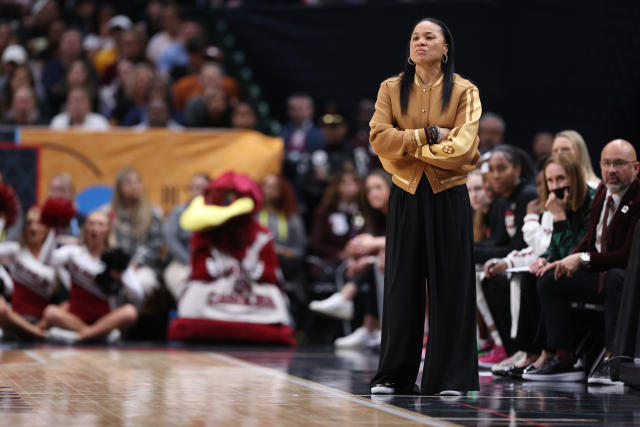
[{"xmin": 423, "ymin": 126, "xmax": 440, "ymax": 145}]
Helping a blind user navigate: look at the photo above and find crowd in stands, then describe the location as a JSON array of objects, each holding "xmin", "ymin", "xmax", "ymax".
[
  {"xmin": 0, "ymin": 0, "xmax": 258, "ymax": 132},
  {"xmin": 0, "ymin": 1, "xmax": 639, "ymax": 391}
]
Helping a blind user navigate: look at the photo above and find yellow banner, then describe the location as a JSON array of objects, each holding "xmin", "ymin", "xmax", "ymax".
[{"xmin": 19, "ymin": 128, "xmax": 283, "ymax": 214}]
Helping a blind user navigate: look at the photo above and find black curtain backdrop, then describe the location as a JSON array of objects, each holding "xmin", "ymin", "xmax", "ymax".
[{"xmin": 216, "ymin": 0, "xmax": 640, "ymax": 166}]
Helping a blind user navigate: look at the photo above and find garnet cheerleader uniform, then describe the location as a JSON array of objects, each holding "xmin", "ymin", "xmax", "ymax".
[
  {"xmin": 50, "ymin": 245, "xmax": 143, "ymax": 324},
  {"xmin": 0, "ymin": 240, "xmax": 57, "ymax": 321}
]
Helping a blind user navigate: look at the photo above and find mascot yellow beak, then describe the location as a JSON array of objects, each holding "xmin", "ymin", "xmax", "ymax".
[{"xmin": 179, "ymin": 195, "xmax": 255, "ymax": 232}]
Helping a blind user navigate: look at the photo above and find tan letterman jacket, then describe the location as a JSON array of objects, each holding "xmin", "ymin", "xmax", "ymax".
[{"xmin": 369, "ymin": 72, "xmax": 481, "ymax": 194}]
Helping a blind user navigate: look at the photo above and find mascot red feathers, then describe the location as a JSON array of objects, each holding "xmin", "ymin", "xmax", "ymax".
[{"xmin": 168, "ymin": 171, "xmax": 294, "ymax": 344}]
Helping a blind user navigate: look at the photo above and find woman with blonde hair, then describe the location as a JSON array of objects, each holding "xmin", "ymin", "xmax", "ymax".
[
  {"xmin": 43, "ymin": 210, "xmax": 143, "ymax": 343},
  {"xmin": 104, "ymin": 167, "xmax": 164, "ymax": 297},
  {"xmin": 552, "ymin": 130, "xmax": 600, "ymax": 188}
]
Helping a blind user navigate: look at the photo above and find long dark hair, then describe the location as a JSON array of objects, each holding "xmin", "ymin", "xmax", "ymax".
[
  {"xmin": 400, "ymin": 18, "xmax": 454, "ymax": 114},
  {"xmin": 492, "ymin": 145, "xmax": 536, "ymax": 185}
]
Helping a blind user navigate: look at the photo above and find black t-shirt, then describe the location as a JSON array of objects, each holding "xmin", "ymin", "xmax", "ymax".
[{"xmin": 474, "ymin": 181, "xmax": 538, "ymax": 264}]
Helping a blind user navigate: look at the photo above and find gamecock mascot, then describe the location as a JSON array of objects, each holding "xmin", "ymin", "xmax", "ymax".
[{"xmin": 167, "ymin": 171, "xmax": 294, "ymax": 344}]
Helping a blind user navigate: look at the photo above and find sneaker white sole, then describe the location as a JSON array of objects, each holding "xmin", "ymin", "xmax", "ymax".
[
  {"xmin": 522, "ymin": 371, "xmax": 585, "ymax": 382},
  {"xmin": 371, "ymin": 385, "xmax": 395, "ymax": 394},
  {"xmin": 308, "ymin": 304, "xmax": 353, "ymax": 321},
  {"xmin": 587, "ymin": 377, "xmax": 624, "ymax": 386},
  {"xmin": 439, "ymin": 390, "xmax": 463, "ymax": 396}
]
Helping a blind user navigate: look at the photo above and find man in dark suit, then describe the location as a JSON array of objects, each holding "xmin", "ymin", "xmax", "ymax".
[
  {"xmin": 280, "ymin": 93, "xmax": 326, "ymax": 222},
  {"xmin": 522, "ymin": 139, "xmax": 640, "ymax": 383}
]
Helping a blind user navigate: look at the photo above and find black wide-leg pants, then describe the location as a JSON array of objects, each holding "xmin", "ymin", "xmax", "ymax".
[{"xmin": 370, "ymin": 179, "xmax": 479, "ymax": 394}]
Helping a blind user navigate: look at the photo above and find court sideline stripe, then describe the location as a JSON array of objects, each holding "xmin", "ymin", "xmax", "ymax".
[
  {"xmin": 22, "ymin": 350, "xmax": 46, "ymax": 365},
  {"xmin": 454, "ymin": 402, "xmax": 554, "ymax": 427},
  {"xmin": 207, "ymin": 353, "xmax": 457, "ymax": 427}
]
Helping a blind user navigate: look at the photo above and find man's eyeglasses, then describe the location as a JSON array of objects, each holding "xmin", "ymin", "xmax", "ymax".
[{"xmin": 600, "ymin": 159, "xmax": 636, "ymax": 169}]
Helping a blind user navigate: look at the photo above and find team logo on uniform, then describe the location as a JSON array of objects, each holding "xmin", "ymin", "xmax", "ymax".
[
  {"xmin": 505, "ymin": 210, "xmax": 516, "ymax": 237},
  {"xmin": 329, "ymin": 212, "xmax": 349, "ymax": 236},
  {"xmin": 442, "ymin": 145, "xmax": 455, "ymax": 154}
]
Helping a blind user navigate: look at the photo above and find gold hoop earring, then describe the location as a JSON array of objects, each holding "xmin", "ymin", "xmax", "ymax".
[
  {"xmin": 442, "ymin": 53, "xmax": 448, "ymax": 64},
  {"xmin": 408, "ymin": 58, "xmax": 415, "ymax": 66}
]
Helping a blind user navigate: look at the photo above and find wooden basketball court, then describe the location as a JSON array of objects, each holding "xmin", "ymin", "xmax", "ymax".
[{"xmin": 0, "ymin": 345, "xmax": 638, "ymax": 426}]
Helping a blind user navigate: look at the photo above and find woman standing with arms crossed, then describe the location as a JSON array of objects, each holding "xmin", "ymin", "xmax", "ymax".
[{"xmin": 369, "ymin": 18, "xmax": 481, "ymax": 395}]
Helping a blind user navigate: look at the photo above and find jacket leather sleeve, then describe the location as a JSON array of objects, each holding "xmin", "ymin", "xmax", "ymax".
[
  {"xmin": 414, "ymin": 85, "xmax": 481, "ymax": 170},
  {"xmin": 369, "ymin": 81, "xmax": 422, "ymax": 160}
]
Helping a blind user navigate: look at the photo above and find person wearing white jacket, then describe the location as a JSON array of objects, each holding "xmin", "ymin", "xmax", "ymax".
[{"xmin": 482, "ymin": 161, "xmax": 552, "ymax": 376}]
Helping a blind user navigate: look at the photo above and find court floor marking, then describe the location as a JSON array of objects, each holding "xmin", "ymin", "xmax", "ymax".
[
  {"xmin": 208, "ymin": 352, "xmax": 457, "ymax": 427},
  {"xmin": 21, "ymin": 350, "xmax": 46, "ymax": 365},
  {"xmin": 454, "ymin": 401, "xmax": 554, "ymax": 427},
  {"xmin": 0, "ymin": 350, "xmax": 46, "ymax": 367}
]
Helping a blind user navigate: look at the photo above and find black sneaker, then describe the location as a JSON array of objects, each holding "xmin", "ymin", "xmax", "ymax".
[
  {"xmin": 506, "ymin": 364, "xmax": 530, "ymax": 379},
  {"xmin": 588, "ymin": 358, "xmax": 624, "ymax": 386},
  {"xmin": 521, "ymin": 355, "xmax": 585, "ymax": 382}
]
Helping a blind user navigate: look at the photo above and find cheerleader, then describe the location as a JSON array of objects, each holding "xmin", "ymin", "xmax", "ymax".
[
  {"xmin": 43, "ymin": 210, "xmax": 143, "ymax": 343},
  {"xmin": 0, "ymin": 206, "xmax": 56, "ymax": 339}
]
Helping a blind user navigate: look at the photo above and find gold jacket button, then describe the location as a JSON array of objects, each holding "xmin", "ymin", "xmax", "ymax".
[
  {"xmin": 422, "ymin": 88, "xmax": 426, "ymax": 92},
  {"xmin": 421, "ymin": 109, "xmax": 426, "ymax": 113}
]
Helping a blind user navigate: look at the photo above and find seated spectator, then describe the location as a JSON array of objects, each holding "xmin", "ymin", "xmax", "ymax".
[
  {"xmin": 133, "ymin": 97, "xmax": 183, "ymax": 130},
  {"xmin": 468, "ymin": 166, "xmax": 496, "ymax": 350},
  {"xmin": 39, "ymin": 19, "xmax": 67, "ymax": 62},
  {"xmin": 478, "ymin": 112, "xmax": 506, "ymax": 154},
  {"xmin": 531, "ymin": 131, "xmax": 554, "ymax": 161},
  {"xmin": 156, "ymin": 21, "xmax": 204, "ymax": 79},
  {"xmin": 309, "ymin": 168, "xmax": 363, "ymax": 277},
  {"xmin": 0, "ymin": 62, "xmax": 48, "ymax": 120},
  {"xmin": 50, "ymin": 85, "xmax": 109, "ymax": 130},
  {"xmin": 1, "ymin": 86, "xmax": 46, "ymax": 125},
  {"xmin": 309, "ymin": 169, "xmax": 391, "ymax": 349},
  {"xmin": 21, "ymin": 0, "xmax": 61, "ymax": 43},
  {"xmin": 42, "ymin": 29, "xmax": 84, "ymax": 115},
  {"xmin": 475, "ymin": 145, "xmax": 537, "ymax": 367},
  {"xmin": 1, "ymin": 44, "xmax": 28, "ymax": 93},
  {"xmin": 523, "ymin": 140, "xmax": 640, "ymax": 383},
  {"xmin": 231, "ymin": 101, "xmax": 258, "ymax": 130},
  {"xmin": 351, "ymin": 98, "xmax": 380, "ymax": 171},
  {"xmin": 172, "ymin": 53, "xmax": 239, "ymax": 112},
  {"xmin": 467, "ymin": 169, "xmax": 491, "ymax": 243},
  {"xmin": 0, "ymin": 206, "xmax": 55, "ymax": 340},
  {"xmin": 280, "ymin": 93, "xmax": 326, "ymax": 207},
  {"xmin": 103, "ymin": 167, "xmax": 164, "ymax": 297},
  {"xmin": 184, "ymin": 86, "xmax": 231, "ymax": 128},
  {"xmin": 485, "ymin": 153, "xmax": 594, "ymax": 377},
  {"xmin": 475, "ymin": 145, "xmax": 537, "ymax": 263},
  {"xmin": 300, "ymin": 112, "xmax": 359, "ymax": 226},
  {"xmin": 96, "ymin": 25, "xmax": 146, "ymax": 85},
  {"xmin": 112, "ymin": 63, "xmax": 153, "ymax": 126},
  {"xmin": 63, "ymin": 59, "xmax": 100, "ymax": 113},
  {"xmin": 146, "ymin": 2, "xmax": 182, "ymax": 65},
  {"xmin": 43, "ymin": 210, "xmax": 142, "ymax": 343},
  {"xmin": 47, "ymin": 172, "xmax": 85, "ymax": 243},
  {"xmin": 258, "ymin": 173, "xmax": 307, "ymax": 296},
  {"xmin": 99, "ymin": 58, "xmax": 134, "ymax": 119},
  {"xmin": 552, "ymin": 130, "xmax": 600, "ymax": 188},
  {"xmin": 163, "ymin": 172, "xmax": 209, "ymax": 299}
]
